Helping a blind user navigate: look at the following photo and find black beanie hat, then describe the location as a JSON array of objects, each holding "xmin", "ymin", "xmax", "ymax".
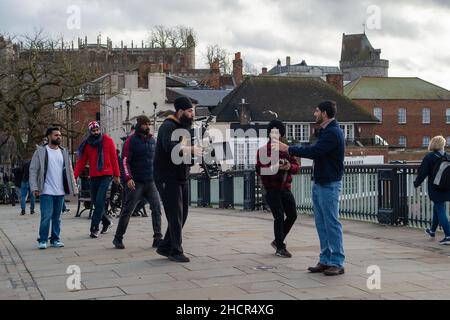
[
  {"xmin": 174, "ymin": 96, "xmax": 193, "ymax": 111},
  {"xmin": 267, "ymin": 119, "xmax": 286, "ymax": 138}
]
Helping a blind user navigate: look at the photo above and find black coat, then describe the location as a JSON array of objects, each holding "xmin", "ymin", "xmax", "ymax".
[{"xmin": 414, "ymin": 152, "xmax": 450, "ymax": 203}]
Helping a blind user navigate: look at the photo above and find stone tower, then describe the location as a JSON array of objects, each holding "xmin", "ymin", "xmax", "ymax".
[{"xmin": 340, "ymin": 33, "xmax": 389, "ymax": 82}]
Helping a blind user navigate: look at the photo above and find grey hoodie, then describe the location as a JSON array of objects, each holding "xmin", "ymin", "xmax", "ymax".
[{"xmin": 29, "ymin": 145, "xmax": 78, "ymax": 195}]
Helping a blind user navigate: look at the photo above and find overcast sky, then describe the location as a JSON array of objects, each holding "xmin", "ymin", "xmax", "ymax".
[{"xmin": 1, "ymin": 0, "xmax": 449, "ymax": 89}]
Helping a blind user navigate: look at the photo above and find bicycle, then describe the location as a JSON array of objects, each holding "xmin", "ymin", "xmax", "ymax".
[{"xmin": 0, "ymin": 183, "xmax": 17, "ymax": 206}]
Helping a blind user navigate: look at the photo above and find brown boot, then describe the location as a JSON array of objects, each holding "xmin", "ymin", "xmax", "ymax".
[
  {"xmin": 323, "ymin": 266, "xmax": 345, "ymax": 276},
  {"xmin": 308, "ymin": 263, "xmax": 330, "ymax": 273}
]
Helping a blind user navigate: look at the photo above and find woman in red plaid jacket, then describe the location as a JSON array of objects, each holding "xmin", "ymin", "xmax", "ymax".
[{"xmin": 256, "ymin": 120, "xmax": 300, "ymax": 258}]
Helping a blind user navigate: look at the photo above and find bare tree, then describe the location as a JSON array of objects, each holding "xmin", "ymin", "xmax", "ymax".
[
  {"xmin": 205, "ymin": 44, "xmax": 232, "ymax": 74},
  {"xmin": 244, "ymin": 61, "xmax": 259, "ymax": 75},
  {"xmin": 0, "ymin": 30, "xmax": 94, "ymax": 161},
  {"xmin": 149, "ymin": 25, "xmax": 196, "ymax": 65}
]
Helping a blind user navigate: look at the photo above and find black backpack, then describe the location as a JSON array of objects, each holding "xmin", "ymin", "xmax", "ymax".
[{"xmin": 431, "ymin": 152, "xmax": 450, "ymax": 191}]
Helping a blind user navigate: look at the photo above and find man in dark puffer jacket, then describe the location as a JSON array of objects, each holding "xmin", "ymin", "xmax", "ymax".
[{"xmin": 113, "ymin": 115, "xmax": 163, "ymax": 249}]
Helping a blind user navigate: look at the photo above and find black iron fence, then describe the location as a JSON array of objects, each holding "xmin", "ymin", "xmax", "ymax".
[{"xmin": 189, "ymin": 164, "xmax": 446, "ymax": 229}]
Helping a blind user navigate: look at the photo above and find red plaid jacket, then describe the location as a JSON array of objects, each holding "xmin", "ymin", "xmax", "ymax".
[{"xmin": 256, "ymin": 142, "xmax": 300, "ymax": 191}]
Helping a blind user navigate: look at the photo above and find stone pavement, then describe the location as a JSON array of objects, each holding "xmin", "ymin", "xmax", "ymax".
[{"xmin": 1, "ymin": 202, "xmax": 450, "ymax": 300}]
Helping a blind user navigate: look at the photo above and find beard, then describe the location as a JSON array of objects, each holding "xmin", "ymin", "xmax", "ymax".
[
  {"xmin": 138, "ymin": 127, "xmax": 150, "ymax": 135},
  {"xmin": 180, "ymin": 115, "xmax": 194, "ymax": 128},
  {"xmin": 51, "ymin": 139, "xmax": 61, "ymax": 146},
  {"xmin": 91, "ymin": 133, "xmax": 101, "ymax": 139}
]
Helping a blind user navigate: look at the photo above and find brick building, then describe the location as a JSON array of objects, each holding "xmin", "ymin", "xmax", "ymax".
[{"xmin": 345, "ymin": 77, "xmax": 450, "ymax": 150}]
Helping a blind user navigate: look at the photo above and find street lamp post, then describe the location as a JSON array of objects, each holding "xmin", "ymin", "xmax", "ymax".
[
  {"xmin": 153, "ymin": 102, "xmax": 158, "ymax": 134},
  {"xmin": 122, "ymin": 100, "xmax": 132, "ymax": 135}
]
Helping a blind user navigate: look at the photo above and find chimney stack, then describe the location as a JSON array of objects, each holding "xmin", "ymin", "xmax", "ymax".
[
  {"xmin": 286, "ymin": 56, "xmax": 291, "ymax": 66},
  {"xmin": 261, "ymin": 67, "xmax": 268, "ymax": 75},
  {"xmin": 326, "ymin": 74, "xmax": 344, "ymax": 93},
  {"xmin": 233, "ymin": 52, "xmax": 243, "ymax": 87}
]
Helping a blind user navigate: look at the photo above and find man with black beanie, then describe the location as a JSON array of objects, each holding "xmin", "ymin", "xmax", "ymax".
[
  {"xmin": 154, "ymin": 96, "xmax": 202, "ymax": 263},
  {"xmin": 113, "ymin": 115, "xmax": 163, "ymax": 249},
  {"xmin": 256, "ymin": 119, "xmax": 300, "ymax": 258}
]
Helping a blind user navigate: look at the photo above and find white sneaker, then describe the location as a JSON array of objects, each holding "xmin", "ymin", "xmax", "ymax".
[
  {"xmin": 50, "ymin": 241, "xmax": 65, "ymax": 248},
  {"xmin": 38, "ymin": 242, "xmax": 47, "ymax": 250}
]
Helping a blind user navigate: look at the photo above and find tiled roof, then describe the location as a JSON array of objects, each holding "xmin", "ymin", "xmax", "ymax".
[
  {"xmin": 213, "ymin": 76, "xmax": 379, "ymax": 123},
  {"xmin": 170, "ymin": 88, "xmax": 230, "ymax": 107},
  {"xmin": 345, "ymin": 77, "xmax": 450, "ymax": 100}
]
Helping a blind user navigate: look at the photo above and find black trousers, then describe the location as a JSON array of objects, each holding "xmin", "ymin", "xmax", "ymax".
[
  {"xmin": 115, "ymin": 181, "xmax": 162, "ymax": 240},
  {"xmin": 156, "ymin": 182, "xmax": 189, "ymax": 255},
  {"xmin": 265, "ymin": 189, "xmax": 298, "ymax": 249}
]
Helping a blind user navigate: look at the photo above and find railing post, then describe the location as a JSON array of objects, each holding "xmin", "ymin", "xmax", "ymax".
[
  {"xmin": 197, "ymin": 174, "xmax": 210, "ymax": 207},
  {"xmin": 219, "ymin": 172, "xmax": 233, "ymax": 209},
  {"xmin": 243, "ymin": 170, "xmax": 256, "ymax": 210},
  {"xmin": 377, "ymin": 167, "xmax": 408, "ymax": 225}
]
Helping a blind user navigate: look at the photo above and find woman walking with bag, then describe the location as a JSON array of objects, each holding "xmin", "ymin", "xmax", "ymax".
[{"xmin": 414, "ymin": 135, "xmax": 450, "ymax": 245}]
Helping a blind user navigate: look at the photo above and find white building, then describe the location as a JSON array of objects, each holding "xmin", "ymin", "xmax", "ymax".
[{"xmin": 99, "ymin": 71, "xmax": 167, "ymax": 149}]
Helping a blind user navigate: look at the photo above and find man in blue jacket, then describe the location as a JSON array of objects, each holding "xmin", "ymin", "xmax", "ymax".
[
  {"xmin": 274, "ymin": 100, "xmax": 345, "ymax": 276},
  {"xmin": 113, "ymin": 115, "xmax": 162, "ymax": 249}
]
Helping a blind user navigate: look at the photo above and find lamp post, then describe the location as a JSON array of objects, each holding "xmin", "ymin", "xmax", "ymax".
[
  {"xmin": 153, "ymin": 102, "xmax": 158, "ymax": 134},
  {"xmin": 122, "ymin": 100, "xmax": 132, "ymax": 135}
]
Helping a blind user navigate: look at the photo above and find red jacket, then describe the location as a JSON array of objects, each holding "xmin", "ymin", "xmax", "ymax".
[
  {"xmin": 256, "ymin": 142, "xmax": 300, "ymax": 191},
  {"xmin": 74, "ymin": 134, "xmax": 120, "ymax": 179}
]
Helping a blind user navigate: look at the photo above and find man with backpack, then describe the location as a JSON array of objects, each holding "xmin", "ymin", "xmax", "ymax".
[{"xmin": 414, "ymin": 135, "xmax": 450, "ymax": 245}]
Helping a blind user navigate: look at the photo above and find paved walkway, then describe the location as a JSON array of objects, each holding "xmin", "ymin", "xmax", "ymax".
[{"xmin": 1, "ymin": 202, "xmax": 450, "ymax": 300}]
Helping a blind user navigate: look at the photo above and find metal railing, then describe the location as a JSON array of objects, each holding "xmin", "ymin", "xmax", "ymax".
[{"xmin": 189, "ymin": 164, "xmax": 449, "ymax": 229}]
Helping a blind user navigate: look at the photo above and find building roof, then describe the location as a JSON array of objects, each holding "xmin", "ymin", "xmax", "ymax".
[
  {"xmin": 169, "ymin": 88, "xmax": 230, "ymax": 107},
  {"xmin": 344, "ymin": 77, "xmax": 450, "ymax": 100},
  {"xmin": 166, "ymin": 89, "xmax": 199, "ymax": 104},
  {"xmin": 213, "ymin": 76, "xmax": 379, "ymax": 123},
  {"xmin": 268, "ymin": 64, "xmax": 341, "ymax": 76},
  {"xmin": 166, "ymin": 75, "xmax": 188, "ymax": 87},
  {"xmin": 341, "ymin": 33, "xmax": 378, "ymax": 62}
]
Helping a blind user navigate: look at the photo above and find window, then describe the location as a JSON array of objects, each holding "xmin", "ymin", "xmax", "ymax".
[
  {"xmin": 373, "ymin": 107, "xmax": 382, "ymax": 122},
  {"xmin": 286, "ymin": 124, "xmax": 310, "ymax": 142},
  {"xmin": 447, "ymin": 109, "xmax": 450, "ymax": 124},
  {"xmin": 399, "ymin": 136, "xmax": 407, "ymax": 147},
  {"xmin": 339, "ymin": 124, "xmax": 355, "ymax": 141},
  {"xmin": 422, "ymin": 136, "xmax": 430, "ymax": 147},
  {"xmin": 234, "ymin": 139, "xmax": 258, "ymax": 170},
  {"xmin": 447, "ymin": 137, "xmax": 450, "ymax": 147},
  {"xmin": 422, "ymin": 108, "xmax": 430, "ymax": 124},
  {"xmin": 398, "ymin": 108, "xmax": 406, "ymax": 124}
]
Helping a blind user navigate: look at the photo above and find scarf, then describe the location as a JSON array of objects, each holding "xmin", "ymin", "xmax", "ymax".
[{"xmin": 78, "ymin": 134, "xmax": 104, "ymax": 171}]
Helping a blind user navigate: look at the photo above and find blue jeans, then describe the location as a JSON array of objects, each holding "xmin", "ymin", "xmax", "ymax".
[
  {"xmin": 38, "ymin": 195, "xmax": 64, "ymax": 243},
  {"xmin": 312, "ymin": 181, "xmax": 345, "ymax": 268},
  {"xmin": 20, "ymin": 181, "xmax": 35, "ymax": 211},
  {"xmin": 90, "ymin": 176, "xmax": 112, "ymax": 232},
  {"xmin": 430, "ymin": 201, "xmax": 450, "ymax": 236}
]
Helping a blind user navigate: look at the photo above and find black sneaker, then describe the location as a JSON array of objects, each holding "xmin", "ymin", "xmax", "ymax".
[
  {"xmin": 152, "ymin": 238, "xmax": 163, "ymax": 248},
  {"xmin": 21, "ymin": 209, "xmax": 25, "ymax": 215},
  {"xmin": 271, "ymin": 241, "xmax": 277, "ymax": 250},
  {"xmin": 113, "ymin": 237, "xmax": 125, "ymax": 249},
  {"xmin": 89, "ymin": 230, "xmax": 99, "ymax": 238},
  {"xmin": 156, "ymin": 247, "xmax": 171, "ymax": 257},
  {"xmin": 101, "ymin": 222, "xmax": 113, "ymax": 234},
  {"xmin": 30, "ymin": 210, "xmax": 35, "ymax": 215},
  {"xmin": 425, "ymin": 228, "xmax": 436, "ymax": 238},
  {"xmin": 439, "ymin": 236, "xmax": 450, "ymax": 245},
  {"xmin": 168, "ymin": 253, "xmax": 190, "ymax": 263},
  {"xmin": 275, "ymin": 248, "xmax": 292, "ymax": 258}
]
